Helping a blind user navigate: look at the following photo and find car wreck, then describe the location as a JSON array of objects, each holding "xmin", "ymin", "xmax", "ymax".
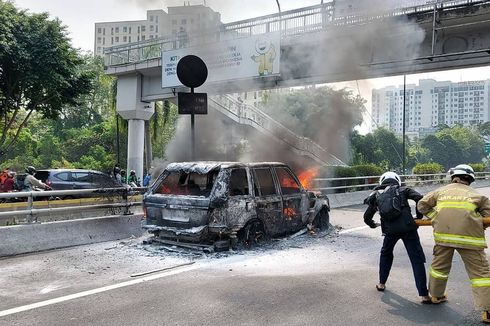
[{"xmin": 143, "ymin": 162, "xmax": 330, "ymax": 250}]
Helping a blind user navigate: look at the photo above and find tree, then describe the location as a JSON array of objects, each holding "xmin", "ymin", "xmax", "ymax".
[
  {"xmin": 350, "ymin": 127, "xmax": 404, "ymax": 171},
  {"xmin": 422, "ymin": 126, "xmax": 484, "ymax": 169},
  {"xmin": 261, "ymin": 86, "xmax": 365, "ymax": 160},
  {"xmin": 0, "ymin": 1, "xmax": 91, "ymax": 158}
]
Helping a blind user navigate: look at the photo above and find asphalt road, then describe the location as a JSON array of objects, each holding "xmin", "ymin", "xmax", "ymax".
[{"xmin": 1, "ymin": 188, "xmax": 490, "ymax": 326}]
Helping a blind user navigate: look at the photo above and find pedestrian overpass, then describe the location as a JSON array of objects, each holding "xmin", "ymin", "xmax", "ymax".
[{"xmin": 104, "ymin": 0, "xmax": 490, "ymax": 180}]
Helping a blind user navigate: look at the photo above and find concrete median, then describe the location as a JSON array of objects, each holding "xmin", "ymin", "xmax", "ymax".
[{"xmin": 0, "ymin": 214, "xmax": 144, "ymax": 257}]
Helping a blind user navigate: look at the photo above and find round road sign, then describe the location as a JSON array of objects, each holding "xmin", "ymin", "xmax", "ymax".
[{"xmin": 177, "ymin": 55, "xmax": 208, "ymax": 89}]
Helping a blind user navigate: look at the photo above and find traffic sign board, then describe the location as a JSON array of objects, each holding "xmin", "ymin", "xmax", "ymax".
[
  {"xmin": 178, "ymin": 92, "xmax": 208, "ymax": 115},
  {"xmin": 485, "ymin": 143, "xmax": 490, "ymax": 154}
]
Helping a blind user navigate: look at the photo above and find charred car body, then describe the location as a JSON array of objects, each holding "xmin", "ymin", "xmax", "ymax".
[{"xmin": 143, "ymin": 162, "xmax": 330, "ymax": 249}]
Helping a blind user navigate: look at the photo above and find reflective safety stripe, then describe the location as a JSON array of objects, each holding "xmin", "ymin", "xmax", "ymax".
[
  {"xmin": 471, "ymin": 278, "xmax": 490, "ymax": 287},
  {"xmin": 426, "ymin": 210, "xmax": 437, "ymax": 219},
  {"xmin": 430, "ymin": 267, "xmax": 449, "ymax": 280},
  {"xmin": 434, "ymin": 232, "xmax": 487, "ymax": 247},
  {"xmin": 436, "ymin": 201, "xmax": 478, "ymax": 212}
]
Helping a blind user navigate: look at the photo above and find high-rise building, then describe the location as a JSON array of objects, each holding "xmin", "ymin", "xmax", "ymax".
[
  {"xmin": 94, "ymin": 5, "xmax": 221, "ymax": 56},
  {"xmin": 371, "ymin": 79, "xmax": 490, "ymax": 137}
]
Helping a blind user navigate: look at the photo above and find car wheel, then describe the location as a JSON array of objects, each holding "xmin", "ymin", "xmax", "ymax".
[
  {"xmin": 213, "ymin": 240, "xmax": 230, "ymax": 252},
  {"xmin": 238, "ymin": 219, "xmax": 267, "ymax": 249},
  {"xmin": 312, "ymin": 208, "xmax": 330, "ymax": 231}
]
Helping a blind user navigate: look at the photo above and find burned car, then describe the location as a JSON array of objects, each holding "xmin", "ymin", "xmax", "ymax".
[{"xmin": 143, "ymin": 162, "xmax": 330, "ymax": 250}]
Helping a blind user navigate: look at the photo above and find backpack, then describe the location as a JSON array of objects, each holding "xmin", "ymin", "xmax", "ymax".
[{"xmin": 376, "ymin": 186, "xmax": 403, "ymax": 221}]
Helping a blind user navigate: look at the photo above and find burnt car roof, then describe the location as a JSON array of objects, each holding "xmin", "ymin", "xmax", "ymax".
[{"xmin": 165, "ymin": 161, "xmax": 288, "ymax": 174}]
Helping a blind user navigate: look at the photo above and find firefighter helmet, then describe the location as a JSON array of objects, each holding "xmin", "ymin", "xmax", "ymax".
[
  {"xmin": 379, "ymin": 171, "xmax": 401, "ymax": 186},
  {"xmin": 449, "ymin": 164, "xmax": 475, "ymax": 183}
]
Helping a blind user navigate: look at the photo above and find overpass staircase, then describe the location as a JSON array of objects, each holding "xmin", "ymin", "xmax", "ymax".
[{"xmin": 209, "ymin": 95, "xmax": 346, "ymax": 166}]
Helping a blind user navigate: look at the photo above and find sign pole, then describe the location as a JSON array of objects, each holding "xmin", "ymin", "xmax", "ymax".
[{"xmin": 191, "ymin": 87, "xmax": 195, "ymax": 160}]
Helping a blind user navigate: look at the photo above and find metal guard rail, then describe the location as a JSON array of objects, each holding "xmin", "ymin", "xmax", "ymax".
[
  {"xmin": 104, "ymin": 0, "xmax": 490, "ymax": 66},
  {"xmin": 313, "ymin": 172, "xmax": 490, "ymax": 192},
  {"xmin": 0, "ymin": 187, "xmax": 147, "ymax": 223}
]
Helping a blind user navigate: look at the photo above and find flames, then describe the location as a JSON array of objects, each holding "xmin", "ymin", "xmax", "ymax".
[{"xmin": 297, "ymin": 167, "xmax": 320, "ymax": 189}]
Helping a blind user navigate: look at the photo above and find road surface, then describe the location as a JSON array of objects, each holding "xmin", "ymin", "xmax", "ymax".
[{"xmin": 1, "ymin": 188, "xmax": 490, "ymax": 325}]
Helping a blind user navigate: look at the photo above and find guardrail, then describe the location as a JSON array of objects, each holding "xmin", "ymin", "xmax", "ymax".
[
  {"xmin": 0, "ymin": 187, "xmax": 147, "ymax": 225},
  {"xmin": 312, "ymin": 172, "xmax": 490, "ymax": 193},
  {"xmin": 104, "ymin": 0, "xmax": 489, "ymax": 67}
]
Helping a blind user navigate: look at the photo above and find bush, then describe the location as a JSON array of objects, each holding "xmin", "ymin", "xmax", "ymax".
[
  {"xmin": 413, "ymin": 163, "xmax": 444, "ymax": 175},
  {"xmin": 332, "ymin": 166, "xmax": 358, "ymax": 193},
  {"xmin": 353, "ymin": 164, "xmax": 383, "ymax": 177},
  {"xmin": 469, "ymin": 163, "xmax": 486, "ymax": 172}
]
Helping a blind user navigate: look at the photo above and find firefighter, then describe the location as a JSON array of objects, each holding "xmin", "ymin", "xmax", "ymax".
[{"xmin": 417, "ymin": 164, "xmax": 490, "ymax": 323}]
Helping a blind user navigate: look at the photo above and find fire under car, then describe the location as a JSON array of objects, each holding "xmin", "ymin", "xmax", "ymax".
[{"xmin": 142, "ymin": 162, "xmax": 330, "ymax": 250}]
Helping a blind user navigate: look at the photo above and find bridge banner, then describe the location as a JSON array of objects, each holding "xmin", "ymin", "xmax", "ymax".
[{"xmin": 162, "ymin": 32, "xmax": 281, "ymax": 88}]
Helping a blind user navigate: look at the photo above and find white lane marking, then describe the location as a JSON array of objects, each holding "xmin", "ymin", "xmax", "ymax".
[
  {"xmin": 338, "ymin": 225, "xmax": 370, "ymax": 234},
  {"xmin": 0, "ymin": 264, "xmax": 200, "ymax": 318}
]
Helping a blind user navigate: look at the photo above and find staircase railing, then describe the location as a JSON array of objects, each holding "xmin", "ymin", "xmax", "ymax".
[{"xmin": 209, "ymin": 95, "xmax": 346, "ymax": 166}]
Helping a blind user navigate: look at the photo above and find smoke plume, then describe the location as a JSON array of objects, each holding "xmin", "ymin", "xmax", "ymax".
[{"xmin": 163, "ymin": 1, "xmax": 426, "ymax": 174}]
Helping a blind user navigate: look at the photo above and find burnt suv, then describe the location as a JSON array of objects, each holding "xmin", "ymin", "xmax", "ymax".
[{"xmin": 143, "ymin": 162, "xmax": 330, "ymax": 249}]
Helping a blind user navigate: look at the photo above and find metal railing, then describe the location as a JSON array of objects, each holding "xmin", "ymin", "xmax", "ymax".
[
  {"xmin": 313, "ymin": 172, "xmax": 490, "ymax": 192},
  {"xmin": 104, "ymin": 0, "xmax": 490, "ymax": 67},
  {"xmin": 209, "ymin": 95, "xmax": 346, "ymax": 166},
  {"xmin": 0, "ymin": 187, "xmax": 146, "ymax": 225}
]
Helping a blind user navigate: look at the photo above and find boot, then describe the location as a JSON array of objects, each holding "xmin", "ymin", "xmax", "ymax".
[{"xmin": 482, "ymin": 311, "xmax": 490, "ymax": 324}]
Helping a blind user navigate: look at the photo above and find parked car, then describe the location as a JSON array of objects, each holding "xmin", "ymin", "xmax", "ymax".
[
  {"xmin": 143, "ymin": 162, "xmax": 330, "ymax": 250},
  {"xmin": 34, "ymin": 169, "xmax": 124, "ymax": 197}
]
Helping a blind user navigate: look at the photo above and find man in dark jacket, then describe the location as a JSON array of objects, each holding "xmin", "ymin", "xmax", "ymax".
[{"xmin": 364, "ymin": 171, "xmax": 430, "ymax": 303}]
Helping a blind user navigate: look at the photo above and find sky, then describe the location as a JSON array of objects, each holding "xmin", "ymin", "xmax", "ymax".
[{"xmin": 11, "ymin": 0, "xmax": 490, "ymax": 133}]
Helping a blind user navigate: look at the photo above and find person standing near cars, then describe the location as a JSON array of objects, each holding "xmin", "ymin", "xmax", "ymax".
[
  {"xmin": 23, "ymin": 166, "xmax": 50, "ymax": 191},
  {"xmin": 0, "ymin": 171, "xmax": 15, "ymax": 192},
  {"xmin": 363, "ymin": 171, "xmax": 431, "ymax": 303},
  {"xmin": 417, "ymin": 164, "xmax": 490, "ymax": 323}
]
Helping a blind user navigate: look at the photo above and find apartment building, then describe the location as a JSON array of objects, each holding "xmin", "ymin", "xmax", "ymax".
[
  {"xmin": 94, "ymin": 5, "xmax": 221, "ymax": 56},
  {"xmin": 371, "ymin": 79, "xmax": 490, "ymax": 137}
]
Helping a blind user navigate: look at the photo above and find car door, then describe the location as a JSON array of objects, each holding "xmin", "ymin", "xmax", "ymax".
[
  {"xmin": 251, "ymin": 167, "xmax": 283, "ymax": 236},
  {"xmin": 274, "ymin": 166, "xmax": 309, "ymax": 231},
  {"xmin": 221, "ymin": 167, "xmax": 255, "ymax": 231},
  {"xmin": 71, "ymin": 171, "xmax": 93, "ymax": 189},
  {"xmin": 92, "ymin": 172, "xmax": 118, "ymax": 188},
  {"xmin": 51, "ymin": 171, "xmax": 74, "ymax": 190}
]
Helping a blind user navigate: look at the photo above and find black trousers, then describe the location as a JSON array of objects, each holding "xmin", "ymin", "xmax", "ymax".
[{"xmin": 379, "ymin": 229, "xmax": 429, "ymax": 296}]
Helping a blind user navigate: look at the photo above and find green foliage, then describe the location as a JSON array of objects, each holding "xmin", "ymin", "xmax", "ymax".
[
  {"xmin": 421, "ymin": 126, "xmax": 484, "ymax": 169},
  {"xmin": 0, "ymin": 1, "xmax": 92, "ymax": 158},
  {"xmin": 350, "ymin": 128, "xmax": 404, "ymax": 170},
  {"xmin": 334, "ymin": 166, "xmax": 358, "ymax": 178},
  {"xmin": 352, "ymin": 164, "xmax": 383, "ymax": 177},
  {"xmin": 413, "ymin": 163, "xmax": 444, "ymax": 174},
  {"xmin": 151, "ymin": 101, "xmax": 178, "ymax": 160},
  {"xmin": 469, "ymin": 163, "xmax": 486, "ymax": 172}
]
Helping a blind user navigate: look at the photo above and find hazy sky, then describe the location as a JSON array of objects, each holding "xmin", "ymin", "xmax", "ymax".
[{"xmin": 12, "ymin": 0, "xmax": 490, "ymax": 132}]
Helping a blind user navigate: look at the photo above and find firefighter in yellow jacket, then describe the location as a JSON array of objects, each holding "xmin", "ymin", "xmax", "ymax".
[{"xmin": 417, "ymin": 164, "xmax": 490, "ymax": 323}]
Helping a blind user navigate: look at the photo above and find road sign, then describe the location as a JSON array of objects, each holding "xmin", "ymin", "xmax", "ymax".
[
  {"xmin": 485, "ymin": 143, "xmax": 490, "ymax": 154},
  {"xmin": 178, "ymin": 92, "xmax": 208, "ymax": 115},
  {"xmin": 176, "ymin": 55, "xmax": 208, "ymax": 89}
]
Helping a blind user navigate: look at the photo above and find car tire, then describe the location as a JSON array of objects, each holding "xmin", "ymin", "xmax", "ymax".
[
  {"xmin": 313, "ymin": 208, "xmax": 330, "ymax": 231},
  {"xmin": 238, "ymin": 219, "xmax": 267, "ymax": 249},
  {"xmin": 213, "ymin": 240, "xmax": 230, "ymax": 252}
]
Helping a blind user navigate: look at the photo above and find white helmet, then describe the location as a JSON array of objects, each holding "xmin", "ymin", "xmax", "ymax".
[
  {"xmin": 449, "ymin": 164, "xmax": 475, "ymax": 183},
  {"xmin": 379, "ymin": 171, "xmax": 401, "ymax": 186}
]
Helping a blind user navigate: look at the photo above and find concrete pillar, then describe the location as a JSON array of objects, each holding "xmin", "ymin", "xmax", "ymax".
[
  {"xmin": 127, "ymin": 119, "xmax": 145, "ymax": 184},
  {"xmin": 116, "ymin": 74, "xmax": 154, "ymax": 184}
]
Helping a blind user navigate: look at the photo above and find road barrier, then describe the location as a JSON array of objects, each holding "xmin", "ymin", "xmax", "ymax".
[{"xmin": 0, "ymin": 187, "xmax": 146, "ymax": 225}]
